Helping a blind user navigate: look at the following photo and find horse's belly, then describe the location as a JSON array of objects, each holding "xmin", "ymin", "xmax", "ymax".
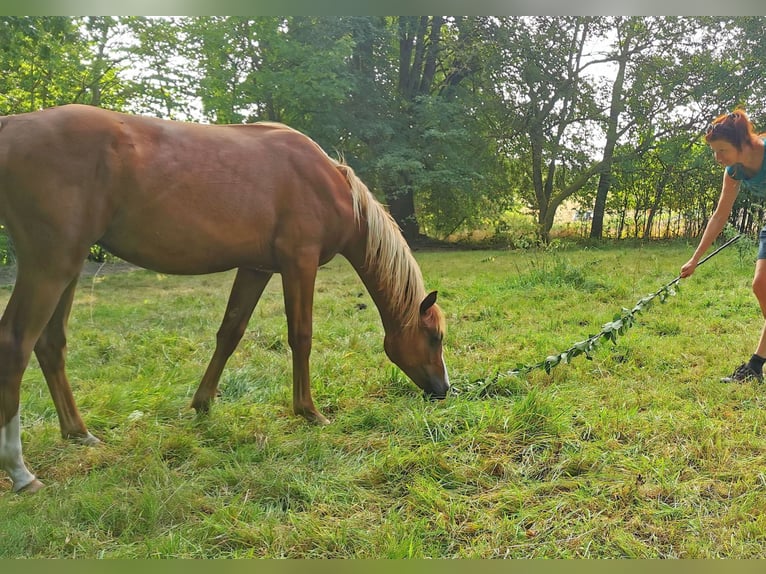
[{"xmin": 99, "ymin": 213, "xmax": 280, "ymax": 275}]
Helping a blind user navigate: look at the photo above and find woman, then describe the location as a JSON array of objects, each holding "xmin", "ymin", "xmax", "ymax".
[{"xmin": 681, "ymin": 108, "xmax": 766, "ymax": 382}]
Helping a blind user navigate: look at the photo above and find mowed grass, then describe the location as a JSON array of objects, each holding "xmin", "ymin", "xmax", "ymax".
[{"xmin": 2, "ymin": 240, "xmax": 766, "ymax": 558}]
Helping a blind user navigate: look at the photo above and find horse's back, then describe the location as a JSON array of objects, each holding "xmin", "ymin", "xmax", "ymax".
[{"xmin": 0, "ymin": 105, "xmax": 357, "ymax": 275}]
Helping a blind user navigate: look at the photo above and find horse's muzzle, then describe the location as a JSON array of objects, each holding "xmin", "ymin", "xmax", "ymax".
[{"xmin": 424, "ymin": 378, "xmax": 450, "ymax": 401}]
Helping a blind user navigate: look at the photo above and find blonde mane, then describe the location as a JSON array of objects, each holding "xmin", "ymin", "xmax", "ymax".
[
  {"xmin": 332, "ymin": 161, "xmax": 428, "ymax": 328},
  {"xmin": 254, "ymin": 123, "xmax": 439, "ymax": 330}
]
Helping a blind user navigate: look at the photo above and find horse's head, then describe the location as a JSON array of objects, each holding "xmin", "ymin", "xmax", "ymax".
[{"xmin": 384, "ymin": 291, "xmax": 450, "ymax": 399}]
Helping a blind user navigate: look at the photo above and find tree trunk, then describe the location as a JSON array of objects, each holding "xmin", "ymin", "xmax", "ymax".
[
  {"xmin": 390, "ymin": 16, "xmax": 451, "ymax": 238},
  {"xmin": 590, "ymin": 23, "xmax": 631, "ymax": 239},
  {"xmin": 384, "ymin": 174, "xmax": 420, "ymax": 242},
  {"xmin": 642, "ymin": 167, "xmax": 670, "ymax": 239}
]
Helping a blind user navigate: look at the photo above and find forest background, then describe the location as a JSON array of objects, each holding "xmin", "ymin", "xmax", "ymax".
[{"xmin": 2, "ymin": 15, "xmax": 766, "ymax": 254}]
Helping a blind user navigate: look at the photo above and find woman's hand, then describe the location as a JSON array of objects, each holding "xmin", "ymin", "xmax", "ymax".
[{"xmin": 680, "ymin": 258, "xmax": 698, "ymax": 278}]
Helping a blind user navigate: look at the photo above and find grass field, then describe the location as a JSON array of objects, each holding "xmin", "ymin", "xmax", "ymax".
[{"xmin": 2, "ymin": 239, "xmax": 766, "ymax": 558}]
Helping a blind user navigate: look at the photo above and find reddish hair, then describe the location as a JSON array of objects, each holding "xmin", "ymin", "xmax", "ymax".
[{"xmin": 705, "ymin": 108, "xmax": 759, "ymax": 151}]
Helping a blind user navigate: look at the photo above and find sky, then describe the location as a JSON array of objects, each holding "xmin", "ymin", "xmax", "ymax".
[{"xmin": 9, "ymin": 0, "xmax": 766, "ymax": 16}]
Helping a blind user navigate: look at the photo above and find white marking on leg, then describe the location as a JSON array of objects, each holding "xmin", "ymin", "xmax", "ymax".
[{"xmin": 0, "ymin": 410, "xmax": 37, "ymax": 492}]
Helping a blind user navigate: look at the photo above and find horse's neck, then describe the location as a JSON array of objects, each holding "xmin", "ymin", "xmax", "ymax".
[{"xmin": 343, "ymin": 245, "xmax": 406, "ymax": 334}]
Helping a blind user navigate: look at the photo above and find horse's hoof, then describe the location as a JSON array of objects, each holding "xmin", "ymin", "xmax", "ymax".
[
  {"xmin": 14, "ymin": 478, "xmax": 44, "ymax": 494},
  {"xmin": 191, "ymin": 399, "xmax": 212, "ymax": 415},
  {"xmin": 297, "ymin": 409, "xmax": 330, "ymax": 426},
  {"xmin": 78, "ymin": 433, "xmax": 101, "ymax": 446},
  {"xmin": 68, "ymin": 432, "xmax": 101, "ymax": 446},
  {"xmin": 309, "ymin": 412, "xmax": 331, "ymax": 426}
]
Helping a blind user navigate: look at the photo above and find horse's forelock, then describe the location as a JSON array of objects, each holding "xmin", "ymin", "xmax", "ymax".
[{"xmin": 430, "ymin": 303, "xmax": 447, "ymax": 336}]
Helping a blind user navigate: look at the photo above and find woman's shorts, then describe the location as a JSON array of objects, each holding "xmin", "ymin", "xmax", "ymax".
[{"xmin": 759, "ymin": 227, "xmax": 766, "ymax": 259}]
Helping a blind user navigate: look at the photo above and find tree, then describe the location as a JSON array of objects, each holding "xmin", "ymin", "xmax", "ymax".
[
  {"xmin": 351, "ymin": 17, "xmax": 500, "ymax": 241},
  {"xmin": 176, "ymin": 16, "xmax": 357, "ymax": 146},
  {"xmin": 0, "ymin": 17, "xmax": 129, "ymax": 114},
  {"xmin": 118, "ymin": 17, "xmax": 202, "ymax": 119},
  {"xmin": 589, "ymin": 17, "xmax": 637, "ymax": 239},
  {"xmin": 589, "ymin": 17, "xmax": 766, "ymax": 239},
  {"xmin": 489, "ymin": 17, "xmax": 608, "ymax": 243},
  {"xmin": 7, "ymin": 16, "xmax": 765, "ymax": 251}
]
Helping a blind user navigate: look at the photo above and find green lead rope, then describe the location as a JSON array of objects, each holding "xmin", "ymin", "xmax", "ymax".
[{"xmin": 451, "ymin": 234, "xmax": 743, "ymax": 397}]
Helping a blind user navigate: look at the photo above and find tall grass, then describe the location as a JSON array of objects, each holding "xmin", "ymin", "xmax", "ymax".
[{"xmin": 2, "ymin": 240, "xmax": 766, "ymax": 557}]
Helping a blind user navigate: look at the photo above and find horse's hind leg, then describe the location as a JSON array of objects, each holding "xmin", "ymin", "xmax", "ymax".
[
  {"xmin": 0, "ymin": 265, "xmax": 83, "ymax": 492},
  {"xmin": 34, "ymin": 276, "xmax": 99, "ymax": 446},
  {"xmin": 191, "ymin": 268, "xmax": 273, "ymax": 413}
]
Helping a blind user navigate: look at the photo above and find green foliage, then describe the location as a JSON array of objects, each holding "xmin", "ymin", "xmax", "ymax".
[
  {"xmin": 0, "ymin": 17, "xmax": 132, "ymax": 114},
  {"xmin": 412, "ymin": 95, "xmax": 510, "ymax": 240},
  {"xmin": 186, "ymin": 17, "xmax": 356, "ymax": 133},
  {"xmin": 498, "ymin": 234, "xmax": 741, "ymax": 378},
  {"xmin": 0, "ymin": 17, "xmax": 82, "ymax": 112},
  {"xmin": 538, "ymin": 281, "xmax": 679, "ymax": 375},
  {"xmin": 0, "ymin": 228, "xmax": 14, "ymax": 265},
  {"xmin": 2, "ymin": 16, "xmax": 766, "ymax": 248},
  {"xmin": 342, "ymin": 16, "xmax": 507, "ymax": 240}
]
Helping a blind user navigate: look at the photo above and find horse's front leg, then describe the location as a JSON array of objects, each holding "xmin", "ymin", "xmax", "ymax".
[
  {"xmin": 280, "ymin": 258, "xmax": 328, "ymax": 425},
  {"xmin": 191, "ymin": 268, "xmax": 273, "ymax": 414},
  {"xmin": 34, "ymin": 276, "xmax": 99, "ymax": 445}
]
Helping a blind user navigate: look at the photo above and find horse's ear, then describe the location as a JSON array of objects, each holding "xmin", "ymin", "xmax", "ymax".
[{"xmin": 419, "ymin": 291, "xmax": 438, "ymax": 316}]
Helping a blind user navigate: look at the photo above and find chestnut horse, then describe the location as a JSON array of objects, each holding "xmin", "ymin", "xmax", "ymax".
[{"xmin": 0, "ymin": 104, "xmax": 448, "ymax": 493}]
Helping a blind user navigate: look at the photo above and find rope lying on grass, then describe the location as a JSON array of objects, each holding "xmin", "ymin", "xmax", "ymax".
[{"xmin": 451, "ymin": 234, "xmax": 743, "ymax": 398}]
